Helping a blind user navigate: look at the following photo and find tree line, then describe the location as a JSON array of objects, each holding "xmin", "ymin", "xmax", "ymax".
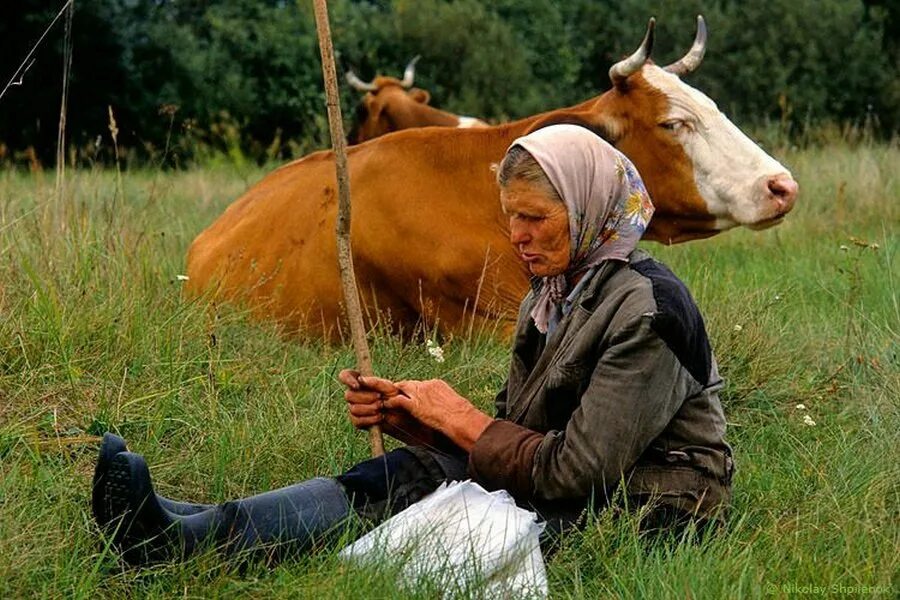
[{"xmin": 1, "ymin": 0, "xmax": 897, "ymax": 167}]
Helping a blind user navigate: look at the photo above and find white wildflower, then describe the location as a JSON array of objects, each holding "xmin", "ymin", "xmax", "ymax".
[
  {"xmin": 176, "ymin": 274, "xmax": 190, "ymax": 281},
  {"xmin": 795, "ymin": 404, "xmax": 806, "ymax": 411},
  {"xmin": 774, "ymin": 294, "xmax": 782, "ymax": 302},
  {"xmin": 803, "ymin": 415, "xmax": 816, "ymax": 427},
  {"xmin": 426, "ymin": 339, "xmax": 445, "ymax": 363},
  {"xmin": 733, "ymin": 324, "xmax": 743, "ymax": 332},
  {"xmin": 839, "ymin": 244, "xmax": 849, "ymax": 251}
]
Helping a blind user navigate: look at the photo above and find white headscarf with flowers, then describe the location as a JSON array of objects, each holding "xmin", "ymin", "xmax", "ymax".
[{"xmin": 509, "ymin": 124, "xmax": 655, "ymax": 334}]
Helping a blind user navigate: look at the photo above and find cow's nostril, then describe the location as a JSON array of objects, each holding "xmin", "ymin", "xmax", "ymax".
[{"xmin": 767, "ymin": 174, "xmax": 799, "ymax": 210}]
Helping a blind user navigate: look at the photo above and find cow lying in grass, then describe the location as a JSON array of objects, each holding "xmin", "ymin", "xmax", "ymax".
[{"xmin": 186, "ymin": 17, "xmax": 798, "ymax": 339}]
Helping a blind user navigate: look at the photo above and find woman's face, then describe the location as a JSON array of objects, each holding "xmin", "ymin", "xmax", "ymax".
[{"xmin": 500, "ymin": 179, "xmax": 570, "ymax": 277}]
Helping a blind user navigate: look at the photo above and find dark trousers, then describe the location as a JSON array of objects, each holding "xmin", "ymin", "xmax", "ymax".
[{"xmin": 336, "ymin": 446, "xmax": 469, "ymax": 523}]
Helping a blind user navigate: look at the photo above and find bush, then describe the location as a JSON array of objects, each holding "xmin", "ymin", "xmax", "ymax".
[{"xmin": 0, "ymin": 0, "xmax": 897, "ymax": 166}]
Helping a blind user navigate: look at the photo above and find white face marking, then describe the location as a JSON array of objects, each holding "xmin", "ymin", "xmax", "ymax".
[
  {"xmin": 457, "ymin": 116, "xmax": 486, "ymax": 129},
  {"xmin": 642, "ymin": 66, "xmax": 795, "ymax": 227}
]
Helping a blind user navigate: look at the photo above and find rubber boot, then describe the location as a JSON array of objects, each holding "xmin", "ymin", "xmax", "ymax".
[
  {"xmin": 92, "ymin": 433, "xmax": 126, "ymax": 527},
  {"xmin": 104, "ymin": 452, "xmax": 189, "ymax": 564},
  {"xmin": 102, "ymin": 451, "xmax": 352, "ymax": 566},
  {"xmin": 92, "ymin": 432, "xmax": 211, "ymax": 529}
]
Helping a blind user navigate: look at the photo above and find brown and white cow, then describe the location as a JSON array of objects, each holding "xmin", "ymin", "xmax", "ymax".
[
  {"xmin": 186, "ymin": 17, "xmax": 798, "ymax": 339},
  {"xmin": 346, "ymin": 56, "xmax": 487, "ymax": 144}
]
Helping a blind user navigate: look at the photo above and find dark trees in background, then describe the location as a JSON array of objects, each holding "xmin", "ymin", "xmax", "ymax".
[
  {"xmin": 0, "ymin": 0, "xmax": 897, "ymax": 167},
  {"xmin": 1, "ymin": 1, "xmax": 135, "ymax": 162}
]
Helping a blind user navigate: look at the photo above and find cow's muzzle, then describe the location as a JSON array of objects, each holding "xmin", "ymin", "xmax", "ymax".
[
  {"xmin": 767, "ymin": 173, "xmax": 799, "ymax": 216},
  {"xmin": 743, "ymin": 173, "xmax": 798, "ymax": 231}
]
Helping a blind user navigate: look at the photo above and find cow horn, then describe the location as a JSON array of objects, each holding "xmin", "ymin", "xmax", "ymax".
[
  {"xmin": 346, "ymin": 70, "xmax": 377, "ymax": 92},
  {"xmin": 609, "ymin": 18, "xmax": 655, "ymax": 87},
  {"xmin": 400, "ymin": 55, "xmax": 421, "ymax": 88},
  {"xmin": 664, "ymin": 15, "xmax": 707, "ymax": 76}
]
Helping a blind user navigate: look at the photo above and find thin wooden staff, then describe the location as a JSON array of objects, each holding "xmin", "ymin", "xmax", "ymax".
[{"xmin": 312, "ymin": 0, "xmax": 385, "ymax": 457}]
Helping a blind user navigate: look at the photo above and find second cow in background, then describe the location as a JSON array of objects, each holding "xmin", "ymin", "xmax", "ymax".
[{"xmin": 346, "ymin": 56, "xmax": 486, "ymax": 144}]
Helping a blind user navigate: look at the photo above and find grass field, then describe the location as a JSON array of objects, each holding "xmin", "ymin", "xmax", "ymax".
[{"xmin": 0, "ymin": 142, "xmax": 897, "ymax": 598}]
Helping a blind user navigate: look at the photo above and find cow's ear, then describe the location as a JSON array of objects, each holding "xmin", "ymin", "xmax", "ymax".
[{"xmin": 408, "ymin": 88, "xmax": 431, "ymax": 104}]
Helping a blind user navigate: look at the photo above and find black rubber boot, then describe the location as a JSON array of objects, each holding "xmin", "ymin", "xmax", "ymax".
[
  {"xmin": 92, "ymin": 433, "xmax": 212, "ymax": 529},
  {"xmin": 92, "ymin": 433, "xmax": 128, "ymax": 527},
  {"xmin": 104, "ymin": 451, "xmax": 186, "ymax": 564},
  {"xmin": 158, "ymin": 495, "xmax": 214, "ymax": 517},
  {"xmin": 220, "ymin": 477, "xmax": 353, "ymax": 563},
  {"xmin": 102, "ymin": 452, "xmax": 352, "ymax": 566}
]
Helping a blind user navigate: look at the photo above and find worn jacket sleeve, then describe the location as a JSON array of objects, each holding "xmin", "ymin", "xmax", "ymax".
[
  {"xmin": 492, "ymin": 382, "xmax": 509, "ymax": 420},
  {"xmin": 469, "ymin": 314, "xmax": 697, "ymax": 501}
]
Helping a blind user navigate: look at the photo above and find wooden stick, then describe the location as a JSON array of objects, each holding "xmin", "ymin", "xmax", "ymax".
[{"xmin": 312, "ymin": 0, "xmax": 384, "ymax": 457}]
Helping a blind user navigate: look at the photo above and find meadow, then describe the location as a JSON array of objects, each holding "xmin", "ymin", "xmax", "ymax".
[{"xmin": 0, "ymin": 142, "xmax": 897, "ymax": 598}]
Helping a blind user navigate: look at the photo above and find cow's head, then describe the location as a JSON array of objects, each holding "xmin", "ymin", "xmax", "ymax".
[
  {"xmin": 537, "ymin": 17, "xmax": 798, "ymax": 243},
  {"xmin": 346, "ymin": 57, "xmax": 436, "ymax": 144}
]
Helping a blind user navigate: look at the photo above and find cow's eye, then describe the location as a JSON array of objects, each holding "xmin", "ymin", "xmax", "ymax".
[{"xmin": 660, "ymin": 119, "xmax": 687, "ymax": 132}]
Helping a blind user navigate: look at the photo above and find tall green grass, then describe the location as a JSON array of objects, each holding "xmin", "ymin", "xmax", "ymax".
[{"xmin": 0, "ymin": 143, "xmax": 897, "ymax": 598}]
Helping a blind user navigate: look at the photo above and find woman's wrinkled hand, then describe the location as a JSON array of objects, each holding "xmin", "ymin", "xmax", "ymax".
[
  {"xmin": 386, "ymin": 379, "xmax": 464, "ymax": 431},
  {"xmin": 338, "ymin": 369, "xmax": 402, "ymax": 430},
  {"xmin": 338, "ymin": 369, "xmax": 455, "ymax": 448},
  {"xmin": 388, "ymin": 379, "xmax": 494, "ymax": 451}
]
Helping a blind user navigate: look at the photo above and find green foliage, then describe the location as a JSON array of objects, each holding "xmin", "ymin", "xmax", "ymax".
[
  {"xmin": 341, "ymin": 0, "xmax": 537, "ymax": 118},
  {"xmin": 0, "ymin": 1, "xmax": 898, "ymax": 165},
  {"xmin": 333, "ymin": 0, "xmax": 583, "ymax": 118}
]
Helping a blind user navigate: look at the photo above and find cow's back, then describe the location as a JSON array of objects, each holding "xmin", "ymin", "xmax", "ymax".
[
  {"xmin": 186, "ymin": 128, "xmax": 529, "ymax": 338},
  {"xmin": 186, "ymin": 149, "xmax": 345, "ymax": 336}
]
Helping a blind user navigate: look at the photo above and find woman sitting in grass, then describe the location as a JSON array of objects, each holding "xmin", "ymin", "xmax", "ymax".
[{"xmin": 92, "ymin": 124, "xmax": 734, "ymax": 565}]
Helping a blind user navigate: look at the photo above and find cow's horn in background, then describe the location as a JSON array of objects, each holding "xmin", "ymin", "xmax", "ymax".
[
  {"xmin": 664, "ymin": 15, "xmax": 707, "ymax": 76},
  {"xmin": 346, "ymin": 70, "xmax": 377, "ymax": 92},
  {"xmin": 609, "ymin": 18, "xmax": 656, "ymax": 87},
  {"xmin": 400, "ymin": 55, "xmax": 420, "ymax": 88}
]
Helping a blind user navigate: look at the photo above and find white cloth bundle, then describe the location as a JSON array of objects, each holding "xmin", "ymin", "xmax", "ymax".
[{"xmin": 340, "ymin": 480, "xmax": 547, "ymax": 598}]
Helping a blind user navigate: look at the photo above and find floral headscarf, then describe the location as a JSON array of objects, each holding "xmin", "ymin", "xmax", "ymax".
[{"xmin": 508, "ymin": 124, "xmax": 655, "ymax": 334}]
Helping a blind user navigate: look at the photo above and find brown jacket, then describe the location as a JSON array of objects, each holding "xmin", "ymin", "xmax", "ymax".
[{"xmin": 468, "ymin": 250, "xmax": 734, "ymax": 522}]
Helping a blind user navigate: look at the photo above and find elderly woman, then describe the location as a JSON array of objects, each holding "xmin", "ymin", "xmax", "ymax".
[{"xmin": 93, "ymin": 125, "xmax": 733, "ymax": 565}]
